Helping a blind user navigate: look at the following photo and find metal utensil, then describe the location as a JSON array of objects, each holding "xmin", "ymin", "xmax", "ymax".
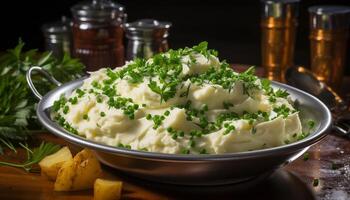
[
  {"xmin": 285, "ymin": 66, "xmax": 350, "ymax": 138},
  {"xmin": 27, "ymin": 66, "xmax": 332, "ymax": 185}
]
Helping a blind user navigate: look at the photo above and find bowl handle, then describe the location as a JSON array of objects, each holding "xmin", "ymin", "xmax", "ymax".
[{"xmin": 26, "ymin": 66, "xmax": 62, "ymax": 100}]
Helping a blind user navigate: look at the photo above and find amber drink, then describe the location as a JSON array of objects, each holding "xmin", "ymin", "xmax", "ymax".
[
  {"xmin": 71, "ymin": 0, "xmax": 126, "ymax": 72},
  {"xmin": 261, "ymin": 0, "xmax": 300, "ymax": 82},
  {"xmin": 309, "ymin": 6, "xmax": 350, "ymax": 90}
]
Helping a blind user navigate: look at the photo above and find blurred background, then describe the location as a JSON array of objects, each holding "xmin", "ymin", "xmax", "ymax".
[{"xmin": 0, "ymin": 0, "xmax": 349, "ymax": 73}]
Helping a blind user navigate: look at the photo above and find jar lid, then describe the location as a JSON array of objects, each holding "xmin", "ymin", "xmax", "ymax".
[
  {"xmin": 261, "ymin": 0, "xmax": 300, "ymax": 19},
  {"xmin": 71, "ymin": 0, "xmax": 125, "ymax": 22},
  {"xmin": 124, "ymin": 19, "xmax": 172, "ymax": 41},
  {"xmin": 309, "ymin": 6, "xmax": 350, "ymax": 30},
  {"xmin": 42, "ymin": 16, "xmax": 72, "ymax": 35}
]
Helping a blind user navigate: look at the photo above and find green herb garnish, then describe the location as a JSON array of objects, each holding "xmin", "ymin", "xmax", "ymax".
[
  {"xmin": 200, "ymin": 149, "xmax": 207, "ymax": 154},
  {"xmin": 273, "ymin": 104, "xmax": 293, "ymax": 118},
  {"xmin": 181, "ymin": 149, "xmax": 190, "ymax": 154},
  {"xmin": 0, "ymin": 142, "xmax": 60, "ymax": 172},
  {"xmin": 83, "ymin": 114, "xmax": 89, "ymax": 120},
  {"xmin": 308, "ymin": 120, "xmax": 315, "ymax": 129},
  {"xmin": 0, "ymin": 40, "xmax": 83, "ymax": 152}
]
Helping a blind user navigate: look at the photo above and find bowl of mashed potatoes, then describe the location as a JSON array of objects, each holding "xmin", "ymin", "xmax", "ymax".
[{"xmin": 30, "ymin": 42, "xmax": 332, "ymax": 185}]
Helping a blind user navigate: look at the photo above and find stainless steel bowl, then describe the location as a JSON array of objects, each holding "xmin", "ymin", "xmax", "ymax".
[{"xmin": 27, "ymin": 66, "xmax": 332, "ymax": 185}]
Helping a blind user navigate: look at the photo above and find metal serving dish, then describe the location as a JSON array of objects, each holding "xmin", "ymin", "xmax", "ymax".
[{"xmin": 27, "ymin": 66, "xmax": 332, "ymax": 185}]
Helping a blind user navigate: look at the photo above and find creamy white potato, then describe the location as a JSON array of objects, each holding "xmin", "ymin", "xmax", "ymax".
[{"xmin": 53, "ymin": 42, "xmax": 303, "ymax": 154}]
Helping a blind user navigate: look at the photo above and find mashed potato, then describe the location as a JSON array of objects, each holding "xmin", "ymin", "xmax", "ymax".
[{"xmin": 52, "ymin": 42, "xmax": 303, "ymax": 154}]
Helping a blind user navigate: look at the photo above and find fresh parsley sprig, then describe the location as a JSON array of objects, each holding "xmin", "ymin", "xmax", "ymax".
[{"xmin": 0, "ymin": 39, "xmax": 84, "ymax": 152}]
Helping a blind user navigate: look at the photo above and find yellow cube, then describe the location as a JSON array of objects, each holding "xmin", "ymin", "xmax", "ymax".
[{"xmin": 94, "ymin": 178, "xmax": 123, "ymax": 200}]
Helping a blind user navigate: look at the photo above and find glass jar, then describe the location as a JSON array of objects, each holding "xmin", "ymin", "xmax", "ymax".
[
  {"xmin": 309, "ymin": 6, "xmax": 350, "ymax": 90},
  {"xmin": 260, "ymin": 0, "xmax": 300, "ymax": 82},
  {"xmin": 42, "ymin": 16, "xmax": 73, "ymax": 59},
  {"xmin": 124, "ymin": 19, "xmax": 172, "ymax": 60},
  {"xmin": 71, "ymin": 0, "xmax": 126, "ymax": 71}
]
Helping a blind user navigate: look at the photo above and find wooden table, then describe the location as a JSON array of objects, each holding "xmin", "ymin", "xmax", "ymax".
[
  {"xmin": 0, "ymin": 66, "xmax": 349, "ymax": 200},
  {"xmin": 0, "ymin": 133, "xmax": 348, "ymax": 200}
]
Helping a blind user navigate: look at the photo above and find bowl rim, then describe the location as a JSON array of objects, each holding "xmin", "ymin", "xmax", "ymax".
[{"xmin": 37, "ymin": 78, "xmax": 332, "ymax": 161}]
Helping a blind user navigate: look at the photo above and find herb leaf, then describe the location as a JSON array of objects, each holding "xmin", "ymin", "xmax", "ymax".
[
  {"xmin": 0, "ymin": 142, "xmax": 60, "ymax": 172},
  {"xmin": 0, "ymin": 40, "xmax": 84, "ymax": 152}
]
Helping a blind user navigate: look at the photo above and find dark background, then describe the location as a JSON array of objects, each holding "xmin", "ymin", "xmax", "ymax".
[{"xmin": 1, "ymin": 0, "xmax": 349, "ymax": 72}]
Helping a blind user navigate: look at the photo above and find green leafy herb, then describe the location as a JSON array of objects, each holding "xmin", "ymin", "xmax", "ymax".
[
  {"xmin": 261, "ymin": 79, "xmax": 271, "ymax": 92},
  {"xmin": 0, "ymin": 40, "xmax": 84, "ymax": 152},
  {"xmin": 273, "ymin": 104, "xmax": 293, "ymax": 118},
  {"xmin": 0, "ymin": 142, "xmax": 60, "ymax": 171},
  {"xmin": 275, "ymin": 89, "xmax": 289, "ymax": 98}
]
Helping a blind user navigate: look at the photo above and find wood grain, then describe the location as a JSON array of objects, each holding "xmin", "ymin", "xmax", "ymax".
[{"xmin": 2, "ymin": 133, "xmax": 349, "ymax": 200}]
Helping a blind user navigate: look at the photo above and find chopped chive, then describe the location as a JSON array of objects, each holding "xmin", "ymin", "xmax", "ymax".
[
  {"xmin": 200, "ymin": 149, "xmax": 207, "ymax": 154},
  {"xmin": 308, "ymin": 120, "xmax": 315, "ymax": 129},
  {"xmin": 189, "ymin": 140, "xmax": 196, "ymax": 148},
  {"xmin": 63, "ymin": 105, "xmax": 69, "ymax": 114},
  {"xmin": 146, "ymin": 114, "xmax": 152, "ymax": 120},
  {"xmin": 181, "ymin": 149, "xmax": 190, "ymax": 154},
  {"xmin": 179, "ymin": 131, "xmax": 185, "ymax": 137},
  {"xmin": 164, "ymin": 110, "xmax": 170, "ymax": 116},
  {"xmin": 83, "ymin": 114, "xmax": 89, "ymax": 120},
  {"xmin": 172, "ymin": 134, "xmax": 178, "ymax": 140},
  {"xmin": 167, "ymin": 127, "xmax": 173, "ymax": 132}
]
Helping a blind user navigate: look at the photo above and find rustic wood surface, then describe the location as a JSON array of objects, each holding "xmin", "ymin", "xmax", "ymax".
[
  {"xmin": 0, "ymin": 65, "xmax": 349, "ymax": 200},
  {"xmin": 1, "ymin": 133, "xmax": 349, "ymax": 200}
]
